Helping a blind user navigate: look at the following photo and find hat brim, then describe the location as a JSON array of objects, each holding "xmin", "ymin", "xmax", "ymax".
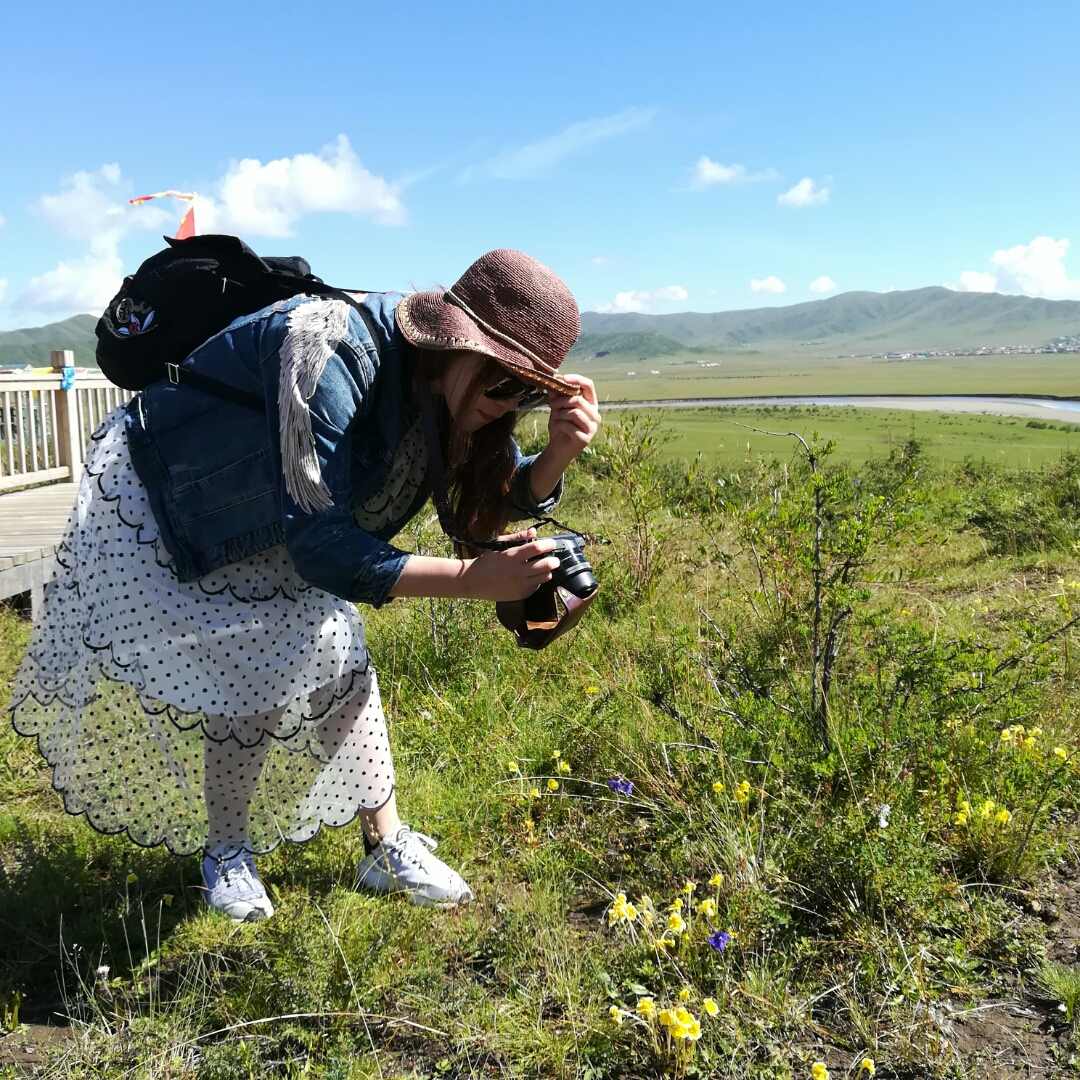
[{"xmin": 396, "ymin": 293, "xmax": 577, "ymax": 396}]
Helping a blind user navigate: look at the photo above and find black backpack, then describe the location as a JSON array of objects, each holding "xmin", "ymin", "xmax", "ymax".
[{"xmin": 95, "ymin": 233, "xmax": 376, "ymax": 409}]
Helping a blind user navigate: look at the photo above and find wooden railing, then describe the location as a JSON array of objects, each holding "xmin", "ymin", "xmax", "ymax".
[{"xmin": 0, "ymin": 351, "xmax": 133, "ymax": 492}]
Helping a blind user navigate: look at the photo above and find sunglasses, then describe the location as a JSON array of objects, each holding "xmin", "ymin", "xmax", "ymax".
[{"xmin": 484, "ymin": 375, "xmax": 548, "ymax": 409}]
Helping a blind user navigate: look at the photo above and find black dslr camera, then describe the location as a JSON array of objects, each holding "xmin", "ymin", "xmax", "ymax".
[{"xmin": 495, "ymin": 535, "xmax": 599, "ymax": 650}]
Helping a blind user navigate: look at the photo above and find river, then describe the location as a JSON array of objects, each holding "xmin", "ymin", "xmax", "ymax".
[{"xmin": 602, "ymin": 395, "xmax": 1080, "ymax": 423}]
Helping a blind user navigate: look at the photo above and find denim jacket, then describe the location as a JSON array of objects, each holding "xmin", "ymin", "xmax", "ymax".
[{"xmin": 124, "ymin": 291, "xmax": 562, "ymax": 607}]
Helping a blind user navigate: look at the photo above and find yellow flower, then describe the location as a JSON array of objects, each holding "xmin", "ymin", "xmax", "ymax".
[
  {"xmin": 658, "ymin": 1008, "xmax": 675, "ymax": 1027},
  {"xmin": 126, "ymin": 872, "xmax": 137, "ymax": 884},
  {"xmin": 698, "ymin": 898, "xmax": 717, "ymax": 917},
  {"xmin": 547, "ymin": 778, "xmax": 559, "ymax": 792},
  {"xmin": 1031, "ymin": 727, "xmax": 1044, "ymax": 738},
  {"xmin": 979, "ymin": 799, "xmax": 995, "ymax": 819},
  {"xmin": 735, "ymin": 780, "xmax": 751, "ymax": 805},
  {"xmin": 608, "ymin": 893, "xmax": 634, "ymax": 926},
  {"xmin": 531, "ymin": 787, "xmax": 541, "ymax": 799},
  {"xmin": 674, "ymin": 1007, "xmax": 694, "ymax": 1026},
  {"xmin": 163, "ymin": 894, "xmax": 173, "ymax": 906},
  {"xmin": 683, "ymin": 880, "xmax": 697, "ymax": 895},
  {"xmin": 811, "ymin": 1064, "xmax": 830, "ymax": 1080},
  {"xmin": 559, "ymin": 760, "xmax": 571, "ymax": 774},
  {"xmin": 609, "ymin": 1005, "xmax": 623, "ymax": 1025},
  {"xmin": 703, "ymin": 997, "xmax": 719, "ymax": 1017},
  {"xmin": 901, "ymin": 609, "xmax": 912, "ymax": 616},
  {"xmin": 508, "ymin": 761, "xmax": 519, "ymax": 772},
  {"xmin": 860, "ymin": 1059, "xmax": 876, "ymax": 1076},
  {"xmin": 668, "ymin": 913, "xmax": 687, "ymax": 934},
  {"xmin": 657, "ymin": 936, "xmax": 675, "ymax": 948},
  {"xmin": 636, "ymin": 997, "xmax": 656, "ymax": 1019},
  {"xmin": 1023, "ymin": 736, "xmax": 1036, "ymax": 750},
  {"xmin": 954, "ymin": 812, "xmax": 968, "ymax": 826},
  {"xmin": 678, "ymin": 987, "xmax": 691, "ymax": 1002},
  {"xmin": 1055, "ymin": 746, "xmax": 1069, "ymax": 760},
  {"xmin": 669, "ymin": 897, "xmax": 683, "ymax": 911},
  {"xmin": 684, "ymin": 1018, "xmax": 702, "ymax": 1041},
  {"xmin": 586, "ymin": 686, "xmax": 599, "ymax": 694},
  {"xmin": 712, "ymin": 781, "xmax": 725, "ymax": 793},
  {"xmin": 551, "ymin": 749, "xmax": 561, "ymax": 760},
  {"xmin": 1000, "ymin": 729, "xmax": 1013, "ymax": 742},
  {"xmin": 709, "ymin": 872, "xmax": 724, "ymax": 887},
  {"xmin": 995, "ymin": 808, "xmax": 1012, "ymax": 825}
]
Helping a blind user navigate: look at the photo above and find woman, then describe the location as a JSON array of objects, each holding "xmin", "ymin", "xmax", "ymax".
[{"xmin": 9, "ymin": 249, "xmax": 600, "ymax": 920}]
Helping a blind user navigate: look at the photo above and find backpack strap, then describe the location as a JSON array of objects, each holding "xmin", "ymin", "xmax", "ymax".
[{"xmin": 165, "ymin": 286, "xmax": 383, "ymax": 415}]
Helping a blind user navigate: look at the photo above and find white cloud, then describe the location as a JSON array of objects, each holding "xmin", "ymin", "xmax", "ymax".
[
  {"xmin": 951, "ymin": 236, "xmax": 1080, "ymax": 300},
  {"xmin": 197, "ymin": 135, "xmax": 405, "ymax": 237},
  {"xmin": 14, "ymin": 138, "xmax": 404, "ymax": 319},
  {"xmin": 687, "ymin": 156, "xmax": 777, "ymax": 189},
  {"xmin": 465, "ymin": 107, "xmax": 656, "ymax": 181},
  {"xmin": 17, "ymin": 241, "xmax": 123, "ymax": 315},
  {"xmin": 595, "ymin": 284, "xmax": 688, "ymax": 313},
  {"xmin": 0, "ymin": 212, "xmax": 5, "ymax": 230},
  {"xmin": 992, "ymin": 236, "xmax": 1080, "ymax": 299},
  {"xmin": 0, "ymin": 279, "xmax": 7, "ymax": 303},
  {"xmin": 750, "ymin": 276, "xmax": 787, "ymax": 294},
  {"xmin": 950, "ymin": 269, "xmax": 998, "ymax": 293},
  {"xmin": 778, "ymin": 177, "xmax": 828, "ymax": 207},
  {"xmin": 809, "ymin": 275, "xmax": 836, "ymax": 293},
  {"xmin": 592, "ymin": 255, "xmax": 613, "ymax": 266},
  {"xmin": 15, "ymin": 165, "xmax": 171, "ymax": 316}
]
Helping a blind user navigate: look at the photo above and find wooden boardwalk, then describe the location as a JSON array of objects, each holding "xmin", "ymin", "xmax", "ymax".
[{"xmin": 0, "ymin": 484, "xmax": 78, "ymax": 613}]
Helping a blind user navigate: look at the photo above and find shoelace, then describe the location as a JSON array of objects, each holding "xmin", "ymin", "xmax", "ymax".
[
  {"xmin": 383, "ymin": 830, "xmax": 438, "ymax": 870},
  {"xmin": 219, "ymin": 862, "xmax": 257, "ymax": 891}
]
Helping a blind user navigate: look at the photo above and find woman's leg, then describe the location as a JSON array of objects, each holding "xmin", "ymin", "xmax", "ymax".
[
  {"xmin": 308, "ymin": 668, "xmax": 402, "ymax": 845},
  {"xmin": 202, "ymin": 709, "xmax": 283, "ymax": 853}
]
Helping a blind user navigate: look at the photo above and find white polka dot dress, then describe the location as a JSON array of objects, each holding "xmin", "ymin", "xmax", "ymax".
[{"xmin": 8, "ymin": 408, "xmax": 395, "ymax": 856}]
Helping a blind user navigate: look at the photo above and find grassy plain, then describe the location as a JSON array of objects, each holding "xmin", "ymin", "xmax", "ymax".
[
  {"xmin": 579, "ymin": 350, "xmax": 1080, "ymax": 401},
  {"xmin": 7, "ymin": 418, "xmax": 1080, "ymax": 1077},
  {"xmin": 635, "ymin": 405, "xmax": 1080, "ymax": 472}
]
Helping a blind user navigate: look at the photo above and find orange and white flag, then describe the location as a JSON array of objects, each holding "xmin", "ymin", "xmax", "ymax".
[{"xmin": 129, "ymin": 190, "xmax": 197, "ymax": 238}]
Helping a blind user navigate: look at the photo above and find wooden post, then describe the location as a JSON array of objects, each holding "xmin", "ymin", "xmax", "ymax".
[{"xmin": 50, "ymin": 350, "xmax": 82, "ymax": 482}]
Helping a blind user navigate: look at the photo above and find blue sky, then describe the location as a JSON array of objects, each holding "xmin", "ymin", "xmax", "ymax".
[{"xmin": 1, "ymin": 0, "xmax": 1078, "ymax": 329}]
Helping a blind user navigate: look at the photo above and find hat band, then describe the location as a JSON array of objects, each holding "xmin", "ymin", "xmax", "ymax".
[{"xmin": 443, "ymin": 288, "xmax": 560, "ymax": 377}]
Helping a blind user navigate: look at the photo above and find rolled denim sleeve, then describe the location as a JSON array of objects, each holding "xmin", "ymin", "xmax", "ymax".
[
  {"xmin": 272, "ymin": 306, "xmax": 410, "ymax": 607},
  {"xmin": 507, "ymin": 441, "xmax": 564, "ymax": 521}
]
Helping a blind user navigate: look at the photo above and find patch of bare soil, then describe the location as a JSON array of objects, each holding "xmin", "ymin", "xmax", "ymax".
[{"xmin": 0, "ymin": 1023, "xmax": 71, "ymax": 1074}]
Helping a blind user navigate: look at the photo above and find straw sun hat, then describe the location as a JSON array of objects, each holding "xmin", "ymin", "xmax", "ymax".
[{"xmin": 396, "ymin": 249, "xmax": 580, "ymax": 395}]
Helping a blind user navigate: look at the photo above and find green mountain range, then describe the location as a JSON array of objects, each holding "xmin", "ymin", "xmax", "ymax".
[
  {"xmin": 4, "ymin": 288, "xmax": 1080, "ymax": 372},
  {"xmin": 0, "ymin": 314, "xmax": 99, "ymax": 368},
  {"xmin": 576, "ymin": 286, "xmax": 1080, "ymax": 354}
]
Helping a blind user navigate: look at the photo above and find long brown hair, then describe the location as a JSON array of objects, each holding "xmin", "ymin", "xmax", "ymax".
[{"xmin": 412, "ymin": 346, "xmax": 518, "ymax": 542}]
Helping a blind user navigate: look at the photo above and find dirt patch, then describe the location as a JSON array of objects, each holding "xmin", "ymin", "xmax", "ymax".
[{"xmin": 0, "ymin": 1023, "xmax": 72, "ymax": 1073}]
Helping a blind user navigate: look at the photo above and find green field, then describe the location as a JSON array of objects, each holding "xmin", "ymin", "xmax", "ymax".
[
  {"xmin": 10, "ymin": 416, "xmax": 1080, "ymax": 1076},
  {"xmin": 639, "ymin": 404, "xmax": 1080, "ymax": 471},
  {"xmin": 579, "ymin": 349, "xmax": 1080, "ymax": 401}
]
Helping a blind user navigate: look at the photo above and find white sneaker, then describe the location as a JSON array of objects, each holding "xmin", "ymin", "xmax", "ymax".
[
  {"xmin": 355, "ymin": 825, "xmax": 474, "ymax": 908},
  {"xmin": 202, "ymin": 846, "xmax": 275, "ymax": 922}
]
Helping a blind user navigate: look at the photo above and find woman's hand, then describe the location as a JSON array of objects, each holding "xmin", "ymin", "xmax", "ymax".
[
  {"xmin": 462, "ymin": 529, "xmax": 560, "ymax": 601},
  {"xmin": 530, "ymin": 375, "xmax": 602, "ymax": 501},
  {"xmin": 388, "ymin": 529, "xmax": 559, "ymax": 602}
]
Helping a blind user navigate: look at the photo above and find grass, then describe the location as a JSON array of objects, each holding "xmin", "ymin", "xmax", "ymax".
[
  {"xmin": 5, "ymin": 414, "xmax": 1080, "ymax": 1077},
  {"xmin": 647, "ymin": 405, "xmax": 1080, "ymax": 471},
  {"xmin": 580, "ymin": 348, "xmax": 1080, "ymax": 401}
]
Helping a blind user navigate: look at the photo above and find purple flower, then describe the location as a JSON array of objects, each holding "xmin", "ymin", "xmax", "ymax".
[
  {"xmin": 708, "ymin": 930, "xmax": 731, "ymax": 952},
  {"xmin": 607, "ymin": 777, "xmax": 634, "ymax": 796}
]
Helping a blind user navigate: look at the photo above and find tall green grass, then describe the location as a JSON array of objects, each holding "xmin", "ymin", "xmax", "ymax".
[{"xmin": 4, "ymin": 417, "xmax": 1080, "ymax": 1077}]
